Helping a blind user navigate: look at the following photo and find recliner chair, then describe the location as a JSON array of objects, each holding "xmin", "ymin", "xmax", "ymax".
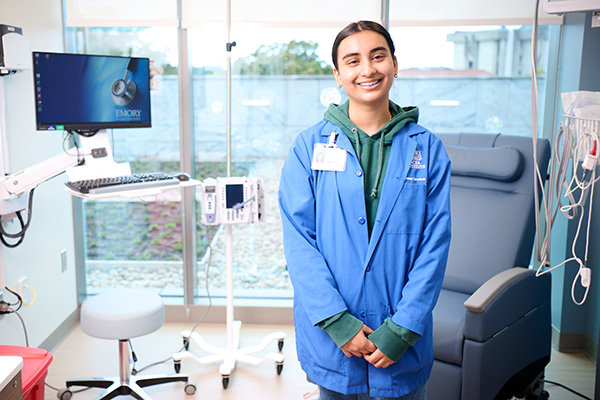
[{"xmin": 427, "ymin": 133, "xmax": 552, "ymax": 400}]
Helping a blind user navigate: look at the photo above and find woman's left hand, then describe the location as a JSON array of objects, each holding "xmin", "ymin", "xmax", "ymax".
[{"xmin": 364, "ymin": 349, "xmax": 394, "ymax": 368}]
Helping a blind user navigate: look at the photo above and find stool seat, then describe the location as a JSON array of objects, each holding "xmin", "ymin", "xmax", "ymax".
[{"xmin": 81, "ymin": 289, "xmax": 165, "ymax": 340}]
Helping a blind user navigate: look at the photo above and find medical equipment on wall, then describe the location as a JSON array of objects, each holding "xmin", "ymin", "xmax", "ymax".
[
  {"xmin": 200, "ymin": 176, "xmax": 265, "ymax": 225},
  {"xmin": 0, "ymin": 24, "xmax": 32, "ymax": 74},
  {"xmin": 531, "ymin": 0, "xmax": 600, "ymax": 306},
  {"xmin": 535, "ymin": 93, "xmax": 600, "ymax": 305}
]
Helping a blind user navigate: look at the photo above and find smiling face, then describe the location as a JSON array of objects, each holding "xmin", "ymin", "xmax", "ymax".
[{"xmin": 333, "ymin": 29, "xmax": 398, "ymax": 110}]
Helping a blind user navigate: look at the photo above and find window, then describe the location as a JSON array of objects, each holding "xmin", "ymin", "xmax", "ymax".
[
  {"xmin": 190, "ymin": 25, "xmax": 343, "ymax": 300},
  {"xmin": 387, "ymin": 25, "xmax": 555, "ymax": 136},
  {"xmin": 65, "ymin": 27, "xmax": 184, "ymax": 295},
  {"xmin": 65, "ymin": 0, "xmax": 561, "ymax": 303}
]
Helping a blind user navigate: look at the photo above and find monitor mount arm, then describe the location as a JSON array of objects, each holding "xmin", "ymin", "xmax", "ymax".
[
  {"xmin": 0, "ymin": 25, "xmax": 84, "ymax": 222},
  {"xmin": 0, "ymin": 148, "xmax": 82, "ymax": 219}
]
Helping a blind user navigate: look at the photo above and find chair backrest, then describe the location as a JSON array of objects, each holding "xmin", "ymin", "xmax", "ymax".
[{"xmin": 437, "ymin": 133, "xmax": 551, "ymax": 295}]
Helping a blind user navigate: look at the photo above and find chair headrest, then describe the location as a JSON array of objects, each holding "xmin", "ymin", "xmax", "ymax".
[{"xmin": 445, "ymin": 145, "xmax": 524, "ymax": 182}]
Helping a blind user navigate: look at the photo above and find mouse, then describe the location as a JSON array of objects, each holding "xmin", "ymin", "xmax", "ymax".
[{"xmin": 174, "ymin": 172, "xmax": 190, "ymax": 181}]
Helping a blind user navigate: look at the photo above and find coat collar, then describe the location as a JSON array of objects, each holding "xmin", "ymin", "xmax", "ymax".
[{"xmin": 319, "ymin": 120, "xmax": 427, "ymax": 267}]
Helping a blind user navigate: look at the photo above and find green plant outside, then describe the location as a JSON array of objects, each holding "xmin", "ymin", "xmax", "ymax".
[{"xmin": 84, "ymin": 161, "xmax": 249, "ymax": 261}]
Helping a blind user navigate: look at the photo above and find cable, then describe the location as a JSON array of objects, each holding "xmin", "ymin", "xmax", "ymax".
[
  {"xmin": 0, "ymin": 188, "xmax": 35, "ymax": 248},
  {"xmin": 3, "ymin": 286, "xmax": 23, "ymax": 312},
  {"xmin": 21, "ymin": 285, "xmax": 37, "ymax": 306},
  {"xmin": 44, "ymin": 382, "xmax": 91, "ymax": 395},
  {"xmin": 74, "ymin": 129, "xmax": 99, "ymax": 138},
  {"xmin": 541, "ymin": 379, "xmax": 592, "ymax": 400},
  {"xmin": 186, "ymin": 223, "xmax": 218, "ymax": 335},
  {"xmin": 130, "ymin": 224, "xmax": 218, "ymax": 375},
  {"xmin": 64, "ymin": 131, "xmax": 88, "ymax": 163},
  {"xmin": 9, "ymin": 308, "xmax": 29, "ymax": 347},
  {"xmin": 0, "ymin": 284, "xmax": 90, "ymax": 396}
]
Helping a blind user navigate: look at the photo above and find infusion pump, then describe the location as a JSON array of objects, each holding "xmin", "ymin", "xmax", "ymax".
[{"xmin": 200, "ymin": 176, "xmax": 265, "ymax": 225}]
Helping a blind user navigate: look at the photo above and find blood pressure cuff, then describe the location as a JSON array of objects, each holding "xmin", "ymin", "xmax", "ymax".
[{"xmin": 445, "ymin": 145, "xmax": 524, "ymax": 182}]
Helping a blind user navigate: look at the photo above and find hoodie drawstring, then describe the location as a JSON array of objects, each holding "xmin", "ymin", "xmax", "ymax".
[
  {"xmin": 370, "ymin": 129, "xmax": 386, "ymax": 198},
  {"xmin": 351, "ymin": 128, "xmax": 361, "ymax": 163}
]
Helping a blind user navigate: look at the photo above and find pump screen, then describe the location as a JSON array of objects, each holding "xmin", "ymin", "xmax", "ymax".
[{"xmin": 225, "ymin": 184, "xmax": 244, "ymax": 209}]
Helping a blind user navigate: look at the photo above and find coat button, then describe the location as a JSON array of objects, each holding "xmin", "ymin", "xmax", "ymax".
[
  {"xmin": 356, "ymin": 170, "xmax": 363, "ymax": 177},
  {"xmin": 358, "ymin": 217, "xmax": 365, "ymax": 225},
  {"xmin": 360, "ymin": 311, "xmax": 366, "ymax": 318}
]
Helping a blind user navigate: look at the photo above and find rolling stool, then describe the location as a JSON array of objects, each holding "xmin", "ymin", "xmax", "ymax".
[{"xmin": 58, "ymin": 288, "xmax": 196, "ymax": 399}]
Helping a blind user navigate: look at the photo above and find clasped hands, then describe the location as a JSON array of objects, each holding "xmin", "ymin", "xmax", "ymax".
[{"xmin": 340, "ymin": 324, "xmax": 394, "ymax": 369}]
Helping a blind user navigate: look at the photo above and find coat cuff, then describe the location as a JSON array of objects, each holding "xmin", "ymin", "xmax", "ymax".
[
  {"xmin": 368, "ymin": 318, "xmax": 420, "ymax": 362},
  {"xmin": 317, "ymin": 311, "xmax": 363, "ymax": 347}
]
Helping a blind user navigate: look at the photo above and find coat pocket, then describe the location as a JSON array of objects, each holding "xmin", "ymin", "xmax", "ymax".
[
  {"xmin": 296, "ymin": 321, "xmax": 348, "ymax": 376},
  {"xmin": 386, "ymin": 183, "xmax": 426, "ymax": 235}
]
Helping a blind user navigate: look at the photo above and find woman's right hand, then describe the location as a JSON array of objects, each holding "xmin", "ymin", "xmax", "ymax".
[{"xmin": 340, "ymin": 324, "xmax": 376, "ymax": 358}]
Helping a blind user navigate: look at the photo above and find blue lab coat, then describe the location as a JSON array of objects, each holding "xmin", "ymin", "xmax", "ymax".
[{"xmin": 278, "ymin": 119, "xmax": 452, "ymax": 397}]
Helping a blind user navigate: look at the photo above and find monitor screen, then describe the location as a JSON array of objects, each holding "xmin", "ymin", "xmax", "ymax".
[{"xmin": 33, "ymin": 52, "xmax": 151, "ymax": 133}]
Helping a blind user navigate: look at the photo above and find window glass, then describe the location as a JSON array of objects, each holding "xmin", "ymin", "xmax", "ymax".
[
  {"xmin": 67, "ymin": 20, "xmax": 557, "ymax": 302},
  {"xmin": 65, "ymin": 27, "xmax": 183, "ymax": 295},
  {"xmin": 388, "ymin": 25, "xmax": 553, "ymax": 136},
  {"xmin": 191, "ymin": 25, "xmax": 340, "ymax": 300},
  {"xmin": 190, "ymin": 23, "xmax": 556, "ymax": 300},
  {"xmin": 65, "ymin": 0, "xmax": 178, "ymax": 27},
  {"xmin": 389, "ymin": 0, "xmax": 562, "ymax": 25}
]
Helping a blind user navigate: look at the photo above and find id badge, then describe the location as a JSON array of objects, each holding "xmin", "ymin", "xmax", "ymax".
[{"xmin": 311, "ymin": 143, "xmax": 347, "ymax": 171}]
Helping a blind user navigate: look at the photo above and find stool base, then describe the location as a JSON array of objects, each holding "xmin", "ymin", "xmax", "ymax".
[
  {"xmin": 65, "ymin": 339, "xmax": 193, "ymax": 399},
  {"xmin": 66, "ymin": 374, "xmax": 191, "ymax": 400}
]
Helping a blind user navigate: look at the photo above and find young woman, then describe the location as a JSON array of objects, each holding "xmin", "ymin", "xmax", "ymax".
[{"xmin": 278, "ymin": 21, "xmax": 451, "ymax": 399}]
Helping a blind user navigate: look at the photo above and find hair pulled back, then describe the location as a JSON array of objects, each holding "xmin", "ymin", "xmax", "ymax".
[{"xmin": 331, "ymin": 20, "xmax": 396, "ymax": 69}]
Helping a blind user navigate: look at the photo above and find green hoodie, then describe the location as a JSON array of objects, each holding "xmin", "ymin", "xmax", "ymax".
[
  {"xmin": 319, "ymin": 100, "xmax": 420, "ymax": 363},
  {"xmin": 324, "ymin": 100, "xmax": 419, "ymax": 237}
]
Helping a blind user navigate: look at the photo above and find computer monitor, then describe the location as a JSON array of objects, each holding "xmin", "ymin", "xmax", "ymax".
[{"xmin": 32, "ymin": 52, "xmax": 151, "ymax": 133}]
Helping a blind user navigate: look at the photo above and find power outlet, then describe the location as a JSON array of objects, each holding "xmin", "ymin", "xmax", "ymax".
[{"xmin": 17, "ymin": 277, "xmax": 28, "ymax": 298}]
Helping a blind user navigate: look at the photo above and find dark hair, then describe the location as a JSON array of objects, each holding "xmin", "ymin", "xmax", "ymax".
[{"xmin": 331, "ymin": 20, "xmax": 396, "ymax": 69}]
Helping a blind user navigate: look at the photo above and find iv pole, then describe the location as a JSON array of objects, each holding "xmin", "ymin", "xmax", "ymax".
[{"xmin": 173, "ymin": 0, "xmax": 285, "ymax": 388}]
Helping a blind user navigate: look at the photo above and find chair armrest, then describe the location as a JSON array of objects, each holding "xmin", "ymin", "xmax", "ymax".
[
  {"xmin": 464, "ymin": 267, "xmax": 531, "ymax": 313},
  {"xmin": 463, "ymin": 267, "xmax": 551, "ymax": 342}
]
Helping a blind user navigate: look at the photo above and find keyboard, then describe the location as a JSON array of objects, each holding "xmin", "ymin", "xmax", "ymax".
[{"xmin": 66, "ymin": 172, "xmax": 181, "ymax": 195}]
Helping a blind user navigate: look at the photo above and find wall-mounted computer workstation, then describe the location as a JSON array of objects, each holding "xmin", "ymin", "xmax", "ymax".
[
  {"xmin": 33, "ymin": 51, "xmax": 196, "ymax": 198},
  {"xmin": 0, "ymin": 34, "xmax": 197, "ymax": 269}
]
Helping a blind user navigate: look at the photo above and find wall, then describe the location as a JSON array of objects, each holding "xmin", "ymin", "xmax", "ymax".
[{"xmin": 0, "ymin": 0, "xmax": 78, "ymax": 348}]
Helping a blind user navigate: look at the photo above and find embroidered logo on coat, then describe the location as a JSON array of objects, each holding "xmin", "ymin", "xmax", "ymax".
[{"xmin": 410, "ymin": 150, "xmax": 426, "ymax": 169}]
